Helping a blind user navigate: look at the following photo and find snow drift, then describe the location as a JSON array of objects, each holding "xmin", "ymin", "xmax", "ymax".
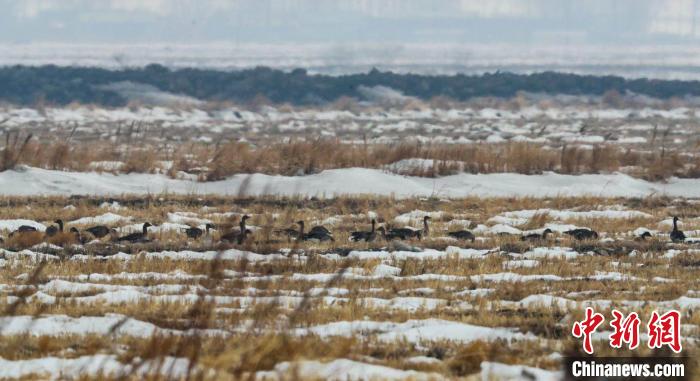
[{"xmin": 0, "ymin": 166, "xmax": 698, "ymax": 198}]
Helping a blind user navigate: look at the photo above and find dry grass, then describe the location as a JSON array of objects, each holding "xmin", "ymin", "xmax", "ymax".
[
  {"xmin": 5, "ymin": 134, "xmax": 700, "ymax": 182},
  {"xmin": 0, "ymin": 131, "xmax": 33, "ymax": 171}
]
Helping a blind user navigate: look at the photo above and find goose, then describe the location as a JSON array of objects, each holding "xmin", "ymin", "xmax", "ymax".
[
  {"xmin": 45, "ymin": 219, "xmax": 64, "ymax": 237},
  {"xmin": 220, "ymin": 215, "xmax": 251, "ymax": 241},
  {"xmin": 17, "ymin": 225, "xmax": 37, "ymax": 232},
  {"xmin": 297, "ymin": 220, "xmax": 333, "ymax": 242},
  {"xmin": 185, "ymin": 223, "xmax": 215, "ymax": 239},
  {"xmin": 369, "ymin": 227, "xmax": 420, "ymax": 249},
  {"xmin": 117, "ymin": 222, "xmax": 152, "ymax": 243},
  {"xmin": 521, "ymin": 228, "xmax": 552, "ymax": 242},
  {"xmin": 422, "ymin": 216, "xmax": 430, "ymax": 237},
  {"xmin": 564, "ymin": 228, "xmax": 599, "ymax": 240},
  {"xmin": 350, "ymin": 219, "xmax": 376, "ymax": 242},
  {"xmin": 308, "ymin": 223, "xmax": 332, "ymax": 236},
  {"xmin": 221, "ymin": 228, "xmax": 252, "ymax": 244},
  {"xmin": 634, "ymin": 231, "xmax": 652, "ymax": 242},
  {"xmin": 386, "ymin": 227, "xmax": 415, "ymax": 240},
  {"xmin": 377, "ymin": 226, "xmax": 406, "ymax": 241},
  {"xmin": 9, "ymin": 225, "xmax": 38, "ymax": 237},
  {"xmin": 275, "ymin": 224, "xmax": 333, "ymax": 242},
  {"xmin": 230, "ymin": 214, "xmax": 252, "ymax": 235},
  {"xmin": 388, "ymin": 216, "xmax": 429, "ymax": 240},
  {"xmin": 239, "ymin": 215, "xmax": 251, "ymax": 231},
  {"xmin": 670, "ymin": 216, "xmax": 686, "ymax": 243},
  {"xmin": 447, "ymin": 230, "xmax": 475, "ymax": 242},
  {"xmin": 85, "ymin": 225, "xmax": 111, "ymax": 239}
]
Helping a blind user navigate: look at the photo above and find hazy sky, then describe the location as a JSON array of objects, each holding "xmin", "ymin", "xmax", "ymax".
[{"xmin": 2, "ymin": 0, "xmax": 700, "ymax": 45}]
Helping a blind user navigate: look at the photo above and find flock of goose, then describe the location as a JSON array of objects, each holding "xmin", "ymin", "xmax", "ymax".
[
  {"xmin": 1, "ymin": 214, "xmax": 691, "ymax": 247},
  {"xmin": 6, "ymin": 220, "xmax": 155, "ymax": 244},
  {"xmin": 4, "ymin": 215, "xmax": 255, "ymax": 246},
  {"xmin": 305, "ymin": 215, "xmax": 688, "ymax": 244},
  {"xmin": 352, "ymin": 216, "xmax": 668, "ymax": 243}
]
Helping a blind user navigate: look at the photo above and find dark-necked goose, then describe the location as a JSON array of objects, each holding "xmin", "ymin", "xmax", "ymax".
[
  {"xmin": 185, "ymin": 223, "xmax": 215, "ymax": 239},
  {"xmin": 670, "ymin": 216, "xmax": 686, "ymax": 243},
  {"xmin": 297, "ymin": 220, "xmax": 333, "ymax": 242},
  {"xmin": 221, "ymin": 228, "xmax": 252, "ymax": 244},
  {"xmin": 422, "ymin": 216, "xmax": 430, "ymax": 237},
  {"xmin": 634, "ymin": 231, "xmax": 652, "ymax": 242},
  {"xmin": 564, "ymin": 228, "xmax": 598, "ymax": 240},
  {"xmin": 221, "ymin": 215, "xmax": 252, "ymax": 243},
  {"xmin": 521, "ymin": 228, "xmax": 552, "ymax": 242},
  {"xmin": 350, "ymin": 219, "xmax": 376, "ymax": 242},
  {"xmin": 389, "ymin": 216, "xmax": 429, "ymax": 240},
  {"xmin": 85, "ymin": 225, "xmax": 111, "ymax": 239},
  {"xmin": 45, "ymin": 219, "xmax": 64, "ymax": 237},
  {"xmin": 309, "ymin": 226, "xmax": 332, "ymax": 236},
  {"xmin": 448, "ymin": 229, "xmax": 475, "ymax": 242},
  {"xmin": 118, "ymin": 222, "xmax": 152, "ymax": 243},
  {"xmin": 9, "ymin": 225, "xmax": 38, "ymax": 237},
  {"xmin": 377, "ymin": 226, "xmax": 406, "ymax": 241},
  {"xmin": 239, "ymin": 215, "xmax": 250, "ymax": 231}
]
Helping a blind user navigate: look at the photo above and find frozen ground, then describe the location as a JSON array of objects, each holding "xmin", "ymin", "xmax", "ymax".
[
  {"xmin": 0, "ymin": 196, "xmax": 697, "ymax": 379},
  {"xmin": 0, "ymin": 238, "xmax": 696, "ymax": 379}
]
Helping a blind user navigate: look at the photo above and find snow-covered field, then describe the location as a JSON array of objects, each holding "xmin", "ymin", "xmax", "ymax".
[{"xmin": 0, "ymin": 195, "xmax": 697, "ymax": 379}]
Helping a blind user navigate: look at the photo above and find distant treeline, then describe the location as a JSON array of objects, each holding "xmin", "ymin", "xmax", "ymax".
[{"xmin": 1, "ymin": 64, "xmax": 700, "ymax": 106}]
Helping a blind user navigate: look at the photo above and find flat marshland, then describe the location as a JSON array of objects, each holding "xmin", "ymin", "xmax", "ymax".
[{"xmin": 0, "ymin": 194, "xmax": 698, "ymax": 380}]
